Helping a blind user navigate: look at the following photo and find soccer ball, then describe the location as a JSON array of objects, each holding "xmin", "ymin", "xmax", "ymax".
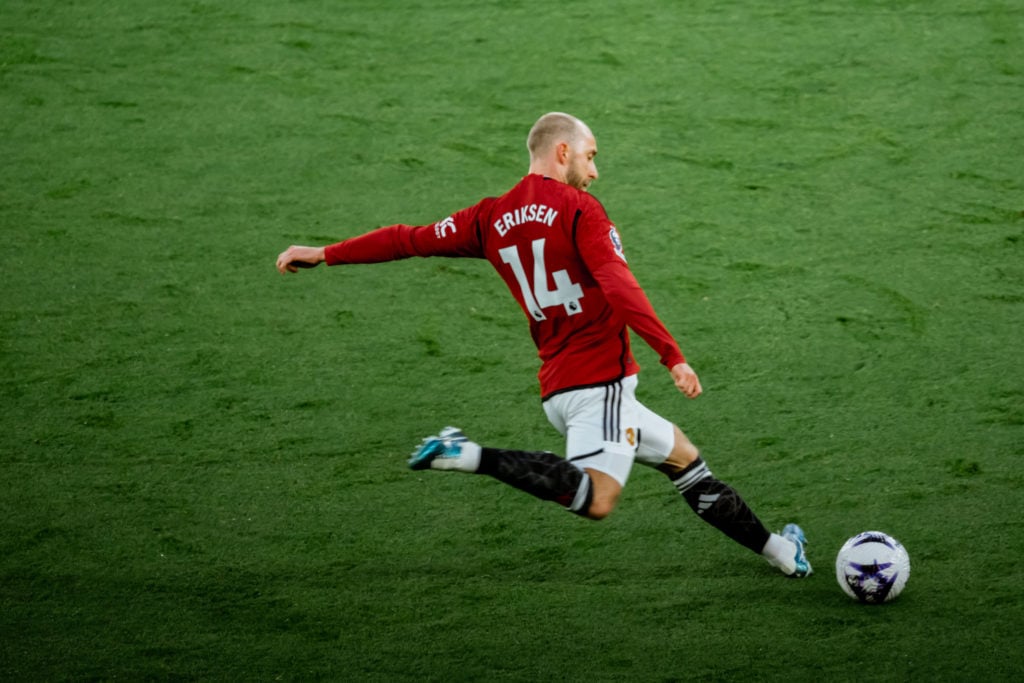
[{"xmin": 835, "ymin": 531, "xmax": 910, "ymax": 604}]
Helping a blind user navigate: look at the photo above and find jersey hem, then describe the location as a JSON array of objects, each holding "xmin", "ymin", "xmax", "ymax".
[{"xmin": 540, "ymin": 371, "xmax": 640, "ymax": 402}]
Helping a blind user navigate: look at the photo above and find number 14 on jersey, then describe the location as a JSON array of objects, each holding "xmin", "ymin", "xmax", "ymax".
[{"xmin": 499, "ymin": 238, "xmax": 584, "ymax": 321}]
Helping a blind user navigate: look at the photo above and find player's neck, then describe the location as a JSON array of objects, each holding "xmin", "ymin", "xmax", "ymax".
[{"xmin": 527, "ymin": 163, "xmax": 566, "ymax": 184}]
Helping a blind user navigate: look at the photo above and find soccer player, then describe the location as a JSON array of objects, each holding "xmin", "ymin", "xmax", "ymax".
[{"xmin": 275, "ymin": 112, "xmax": 811, "ymax": 577}]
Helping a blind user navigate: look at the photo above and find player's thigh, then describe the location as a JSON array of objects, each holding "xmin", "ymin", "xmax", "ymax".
[{"xmin": 582, "ymin": 468, "xmax": 623, "ymax": 520}]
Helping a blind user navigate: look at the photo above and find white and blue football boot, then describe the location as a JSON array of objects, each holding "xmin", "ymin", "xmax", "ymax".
[
  {"xmin": 408, "ymin": 426, "xmax": 480, "ymax": 472},
  {"xmin": 781, "ymin": 523, "xmax": 813, "ymax": 578}
]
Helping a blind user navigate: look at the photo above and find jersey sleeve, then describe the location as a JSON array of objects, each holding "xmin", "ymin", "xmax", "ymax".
[
  {"xmin": 574, "ymin": 202, "xmax": 687, "ymax": 370},
  {"xmin": 591, "ymin": 259, "xmax": 687, "ymax": 370},
  {"xmin": 323, "ymin": 202, "xmax": 488, "ymax": 265}
]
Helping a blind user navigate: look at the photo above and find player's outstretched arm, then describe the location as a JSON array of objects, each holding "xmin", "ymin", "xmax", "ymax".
[
  {"xmin": 276, "ymin": 245, "xmax": 325, "ymax": 274},
  {"xmin": 670, "ymin": 362, "xmax": 702, "ymax": 399}
]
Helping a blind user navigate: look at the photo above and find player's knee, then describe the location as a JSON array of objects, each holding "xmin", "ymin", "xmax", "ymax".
[
  {"xmin": 655, "ymin": 425, "xmax": 700, "ymax": 477},
  {"xmin": 585, "ymin": 497, "xmax": 617, "ymax": 520},
  {"xmin": 676, "ymin": 440, "xmax": 699, "ymax": 465},
  {"xmin": 668, "ymin": 425, "xmax": 699, "ymax": 465},
  {"xmin": 582, "ymin": 469, "xmax": 621, "ymax": 520}
]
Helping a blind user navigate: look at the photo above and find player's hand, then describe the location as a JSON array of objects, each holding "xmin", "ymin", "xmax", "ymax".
[
  {"xmin": 276, "ymin": 245, "xmax": 325, "ymax": 274},
  {"xmin": 670, "ymin": 362, "xmax": 702, "ymax": 399}
]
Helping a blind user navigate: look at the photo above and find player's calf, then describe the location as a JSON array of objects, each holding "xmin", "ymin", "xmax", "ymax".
[{"xmin": 669, "ymin": 457, "xmax": 771, "ymax": 554}]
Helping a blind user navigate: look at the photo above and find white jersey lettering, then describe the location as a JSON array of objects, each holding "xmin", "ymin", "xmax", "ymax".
[{"xmin": 493, "ymin": 203, "xmax": 558, "ymax": 237}]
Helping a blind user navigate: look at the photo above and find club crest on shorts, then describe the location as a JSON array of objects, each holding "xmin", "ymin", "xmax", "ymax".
[
  {"xmin": 625, "ymin": 427, "xmax": 636, "ymax": 446},
  {"xmin": 608, "ymin": 226, "xmax": 626, "ymax": 262}
]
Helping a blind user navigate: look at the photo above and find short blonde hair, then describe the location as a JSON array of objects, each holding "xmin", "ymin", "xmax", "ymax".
[{"xmin": 527, "ymin": 112, "xmax": 588, "ymax": 160}]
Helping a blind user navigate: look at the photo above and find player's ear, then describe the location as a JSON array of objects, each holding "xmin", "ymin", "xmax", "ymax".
[{"xmin": 556, "ymin": 142, "xmax": 570, "ymax": 164}]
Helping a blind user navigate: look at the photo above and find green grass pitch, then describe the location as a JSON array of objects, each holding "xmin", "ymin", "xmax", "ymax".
[{"xmin": 2, "ymin": 0, "xmax": 1022, "ymax": 680}]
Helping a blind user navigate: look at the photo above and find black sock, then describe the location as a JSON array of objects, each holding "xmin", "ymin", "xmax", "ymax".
[
  {"xmin": 477, "ymin": 447, "xmax": 592, "ymax": 515},
  {"xmin": 671, "ymin": 458, "xmax": 770, "ymax": 554}
]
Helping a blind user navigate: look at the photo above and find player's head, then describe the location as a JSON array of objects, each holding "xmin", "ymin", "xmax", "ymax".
[{"xmin": 527, "ymin": 112, "xmax": 598, "ymax": 192}]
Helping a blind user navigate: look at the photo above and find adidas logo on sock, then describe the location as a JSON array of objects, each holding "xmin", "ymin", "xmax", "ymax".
[{"xmin": 696, "ymin": 493, "xmax": 720, "ymax": 514}]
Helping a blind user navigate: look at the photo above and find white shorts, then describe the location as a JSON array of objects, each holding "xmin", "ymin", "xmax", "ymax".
[{"xmin": 542, "ymin": 375, "xmax": 676, "ymax": 487}]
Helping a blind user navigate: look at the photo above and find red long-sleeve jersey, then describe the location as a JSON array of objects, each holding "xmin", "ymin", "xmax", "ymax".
[{"xmin": 324, "ymin": 173, "xmax": 686, "ymax": 399}]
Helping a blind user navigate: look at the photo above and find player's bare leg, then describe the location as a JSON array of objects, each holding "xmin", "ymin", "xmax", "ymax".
[
  {"xmin": 654, "ymin": 424, "xmax": 700, "ymax": 476},
  {"xmin": 580, "ymin": 469, "xmax": 621, "ymax": 520}
]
